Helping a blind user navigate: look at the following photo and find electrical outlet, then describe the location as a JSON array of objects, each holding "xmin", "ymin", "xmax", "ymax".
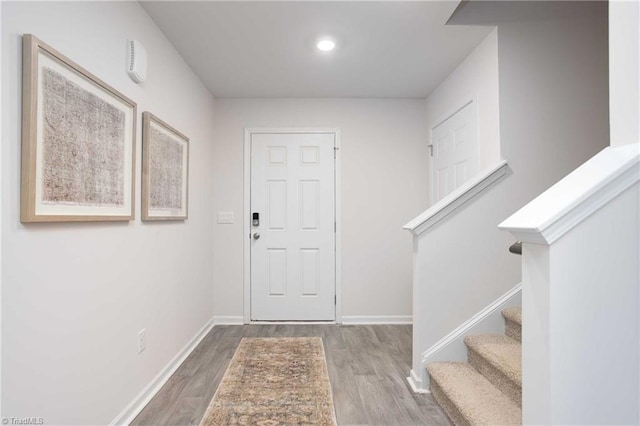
[{"xmin": 138, "ymin": 328, "xmax": 146, "ymax": 354}]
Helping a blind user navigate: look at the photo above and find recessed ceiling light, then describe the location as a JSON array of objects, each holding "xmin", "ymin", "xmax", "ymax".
[{"xmin": 316, "ymin": 39, "xmax": 336, "ymax": 52}]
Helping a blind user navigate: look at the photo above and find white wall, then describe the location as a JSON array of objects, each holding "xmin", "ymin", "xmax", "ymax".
[
  {"xmin": 1, "ymin": 2, "xmax": 216, "ymax": 424},
  {"xmin": 411, "ymin": 9, "xmax": 609, "ymax": 388},
  {"xmin": 425, "ymin": 28, "xmax": 500, "ymax": 175},
  {"xmin": 609, "ymin": 0, "xmax": 639, "ymax": 147},
  {"xmin": 212, "ymin": 99, "xmax": 428, "ymax": 322},
  {"xmin": 546, "ymin": 185, "xmax": 638, "ymax": 424},
  {"xmin": 498, "ymin": 14, "xmax": 609, "ymax": 205}
]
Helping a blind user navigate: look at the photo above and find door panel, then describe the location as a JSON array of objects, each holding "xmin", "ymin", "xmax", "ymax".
[
  {"xmin": 300, "ymin": 249, "xmax": 320, "ymax": 296},
  {"xmin": 250, "ymin": 132, "xmax": 335, "ymax": 321},
  {"xmin": 300, "ymin": 180, "xmax": 320, "ymax": 229},
  {"xmin": 267, "ymin": 180, "xmax": 287, "ymax": 230},
  {"xmin": 431, "ymin": 102, "xmax": 478, "ymax": 203},
  {"xmin": 268, "ymin": 249, "xmax": 287, "ymax": 296}
]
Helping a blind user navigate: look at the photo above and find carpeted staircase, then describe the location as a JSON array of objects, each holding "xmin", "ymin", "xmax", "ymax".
[{"xmin": 427, "ymin": 307, "xmax": 522, "ymax": 425}]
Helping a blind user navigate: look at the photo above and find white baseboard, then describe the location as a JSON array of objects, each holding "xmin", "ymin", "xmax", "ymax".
[
  {"xmin": 110, "ymin": 317, "xmax": 215, "ymax": 426},
  {"xmin": 212, "ymin": 316, "xmax": 412, "ymax": 325},
  {"xmin": 341, "ymin": 315, "xmax": 412, "ymax": 325},
  {"xmin": 213, "ymin": 316, "xmax": 245, "ymax": 325},
  {"xmin": 250, "ymin": 321, "xmax": 336, "ymax": 325},
  {"xmin": 407, "ymin": 369, "xmax": 429, "ymax": 394}
]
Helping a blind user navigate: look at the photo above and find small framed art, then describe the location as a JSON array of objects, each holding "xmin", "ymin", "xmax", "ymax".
[
  {"xmin": 141, "ymin": 112, "xmax": 189, "ymax": 221},
  {"xmin": 20, "ymin": 34, "xmax": 137, "ymax": 222}
]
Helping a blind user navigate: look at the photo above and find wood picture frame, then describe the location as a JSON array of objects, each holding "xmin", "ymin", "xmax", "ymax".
[
  {"xmin": 141, "ymin": 112, "xmax": 189, "ymax": 221},
  {"xmin": 21, "ymin": 34, "xmax": 137, "ymax": 222}
]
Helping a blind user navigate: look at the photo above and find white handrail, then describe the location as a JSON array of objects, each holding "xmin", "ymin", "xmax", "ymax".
[
  {"xmin": 403, "ymin": 160, "xmax": 509, "ymax": 236},
  {"xmin": 499, "ymin": 144, "xmax": 639, "ymax": 244}
]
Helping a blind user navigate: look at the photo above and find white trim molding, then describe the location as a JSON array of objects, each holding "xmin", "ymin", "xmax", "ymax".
[
  {"xmin": 213, "ymin": 316, "xmax": 244, "ymax": 325},
  {"xmin": 421, "ymin": 284, "xmax": 521, "ymax": 365},
  {"xmin": 407, "ymin": 369, "xmax": 429, "ymax": 394},
  {"xmin": 499, "ymin": 144, "xmax": 639, "ymax": 244},
  {"xmin": 410, "ymin": 284, "xmax": 521, "ymax": 393},
  {"xmin": 341, "ymin": 315, "xmax": 412, "ymax": 325},
  {"xmin": 110, "ymin": 317, "xmax": 215, "ymax": 426},
  {"xmin": 243, "ymin": 128, "xmax": 342, "ymax": 323},
  {"xmin": 404, "ymin": 160, "xmax": 509, "ymax": 236}
]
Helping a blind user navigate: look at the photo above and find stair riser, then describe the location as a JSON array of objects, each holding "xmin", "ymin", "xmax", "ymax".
[
  {"xmin": 429, "ymin": 376, "xmax": 471, "ymax": 426},
  {"xmin": 467, "ymin": 348, "xmax": 521, "ymax": 407},
  {"xmin": 505, "ymin": 318, "xmax": 521, "ymax": 342}
]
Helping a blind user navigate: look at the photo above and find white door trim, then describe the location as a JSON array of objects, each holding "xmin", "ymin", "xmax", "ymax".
[
  {"xmin": 428, "ymin": 94, "xmax": 480, "ymax": 206},
  {"xmin": 243, "ymin": 128, "xmax": 342, "ymax": 324}
]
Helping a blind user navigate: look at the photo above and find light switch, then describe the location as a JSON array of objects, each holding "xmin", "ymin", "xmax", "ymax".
[{"xmin": 217, "ymin": 211, "xmax": 234, "ymax": 224}]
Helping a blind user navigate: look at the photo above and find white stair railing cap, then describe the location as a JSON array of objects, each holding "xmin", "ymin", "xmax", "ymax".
[
  {"xmin": 499, "ymin": 144, "xmax": 639, "ymax": 245},
  {"xmin": 404, "ymin": 160, "xmax": 509, "ymax": 236}
]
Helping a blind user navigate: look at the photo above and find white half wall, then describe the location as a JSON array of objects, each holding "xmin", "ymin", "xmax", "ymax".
[
  {"xmin": 500, "ymin": 144, "xmax": 640, "ymax": 424},
  {"xmin": 212, "ymin": 99, "xmax": 428, "ymax": 320},
  {"xmin": 1, "ymin": 2, "xmax": 216, "ymax": 424},
  {"xmin": 544, "ymin": 197, "xmax": 639, "ymax": 425},
  {"xmin": 425, "ymin": 28, "xmax": 500, "ymax": 175}
]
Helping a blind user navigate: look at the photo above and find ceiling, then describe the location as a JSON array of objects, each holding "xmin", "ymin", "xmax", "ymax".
[{"xmin": 141, "ymin": 1, "xmax": 493, "ymax": 98}]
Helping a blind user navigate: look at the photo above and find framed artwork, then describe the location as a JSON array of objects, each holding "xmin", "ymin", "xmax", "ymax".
[
  {"xmin": 20, "ymin": 34, "xmax": 137, "ymax": 222},
  {"xmin": 141, "ymin": 112, "xmax": 189, "ymax": 221}
]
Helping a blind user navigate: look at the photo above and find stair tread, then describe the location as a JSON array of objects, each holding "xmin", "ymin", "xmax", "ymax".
[
  {"xmin": 464, "ymin": 334, "xmax": 522, "ymax": 387},
  {"xmin": 428, "ymin": 362, "xmax": 521, "ymax": 425},
  {"xmin": 501, "ymin": 307, "xmax": 522, "ymax": 326}
]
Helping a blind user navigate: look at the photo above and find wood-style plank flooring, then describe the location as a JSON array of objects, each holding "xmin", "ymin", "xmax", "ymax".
[{"xmin": 131, "ymin": 325, "xmax": 451, "ymax": 425}]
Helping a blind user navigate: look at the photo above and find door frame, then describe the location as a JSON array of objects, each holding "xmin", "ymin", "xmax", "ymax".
[
  {"xmin": 243, "ymin": 128, "xmax": 342, "ymax": 324},
  {"xmin": 428, "ymin": 94, "xmax": 480, "ymax": 206}
]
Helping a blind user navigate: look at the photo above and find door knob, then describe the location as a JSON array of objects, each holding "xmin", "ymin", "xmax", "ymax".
[{"xmin": 253, "ymin": 233, "xmax": 260, "ymax": 240}]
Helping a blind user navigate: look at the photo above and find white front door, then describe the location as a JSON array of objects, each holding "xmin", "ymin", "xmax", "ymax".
[
  {"xmin": 250, "ymin": 132, "xmax": 336, "ymax": 321},
  {"xmin": 430, "ymin": 101, "xmax": 478, "ymax": 203}
]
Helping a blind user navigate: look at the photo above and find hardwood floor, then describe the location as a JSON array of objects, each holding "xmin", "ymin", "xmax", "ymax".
[{"xmin": 131, "ymin": 324, "xmax": 452, "ymax": 426}]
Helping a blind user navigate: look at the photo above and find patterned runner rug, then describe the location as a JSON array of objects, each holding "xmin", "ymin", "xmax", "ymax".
[{"xmin": 200, "ymin": 337, "xmax": 337, "ymax": 425}]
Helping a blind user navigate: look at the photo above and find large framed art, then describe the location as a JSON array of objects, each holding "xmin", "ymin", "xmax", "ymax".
[
  {"xmin": 20, "ymin": 34, "xmax": 137, "ymax": 223},
  {"xmin": 141, "ymin": 112, "xmax": 189, "ymax": 221}
]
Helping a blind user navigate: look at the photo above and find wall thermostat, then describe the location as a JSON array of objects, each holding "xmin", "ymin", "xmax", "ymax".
[{"xmin": 127, "ymin": 39, "xmax": 147, "ymax": 83}]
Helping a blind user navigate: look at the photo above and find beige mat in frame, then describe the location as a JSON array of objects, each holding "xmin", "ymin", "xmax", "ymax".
[{"xmin": 200, "ymin": 337, "xmax": 337, "ymax": 425}]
